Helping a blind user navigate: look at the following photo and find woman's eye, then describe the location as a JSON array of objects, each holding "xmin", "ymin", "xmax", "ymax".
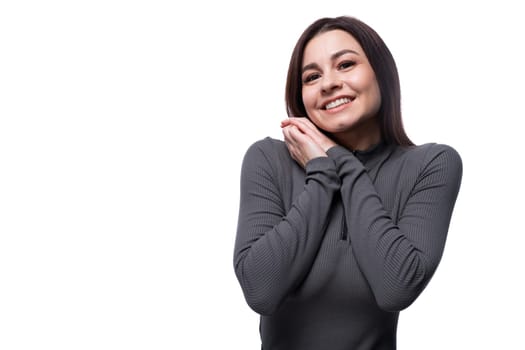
[
  {"xmin": 338, "ymin": 61, "xmax": 355, "ymax": 69},
  {"xmin": 304, "ymin": 73, "xmax": 321, "ymax": 83}
]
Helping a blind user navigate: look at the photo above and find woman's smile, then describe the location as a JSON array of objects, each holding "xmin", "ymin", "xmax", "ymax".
[{"xmin": 321, "ymin": 96, "xmax": 354, "ymax": 112}]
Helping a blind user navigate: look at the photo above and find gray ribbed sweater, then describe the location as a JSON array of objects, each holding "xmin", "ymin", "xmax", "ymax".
[{"xmin": 234, "ymin": 137, "xmax": 462, "ymax": 350}]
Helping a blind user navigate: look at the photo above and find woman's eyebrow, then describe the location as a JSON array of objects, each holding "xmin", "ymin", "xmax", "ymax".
[
  {"xmin": 332, "ymin": 49, "xmax": 359, "ymax": 60},
  {"xmin": 302, "ymin": 62, "xmax": 320, "ymax": 74},
  {"xmin": 302, "ymin": 49, "xmax": 360, "ymax": 73}
]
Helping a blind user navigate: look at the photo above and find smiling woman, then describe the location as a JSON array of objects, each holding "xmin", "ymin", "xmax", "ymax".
[{"xmin": 233, "ymin": 16, "xmax": 462, "ymax": 350}]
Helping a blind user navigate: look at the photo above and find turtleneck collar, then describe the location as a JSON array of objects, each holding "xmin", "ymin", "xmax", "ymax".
[{"xmin": 350, "ymin": 140, "xmax": 392, "ymax": 171}]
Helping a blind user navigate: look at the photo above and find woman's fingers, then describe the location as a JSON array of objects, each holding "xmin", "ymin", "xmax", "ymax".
[
  {"xmin": 282, "ymin": 124, "xmax": 326, "ymax": 168},
  {"xmin": 281, "ymin": 118, "xmax": 337, "ymax": 152}
]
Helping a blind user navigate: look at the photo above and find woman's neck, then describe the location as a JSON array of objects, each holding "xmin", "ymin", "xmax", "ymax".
[{"xmin": 331, "ymin": 117, "xmax": 382, "ymax": 151}]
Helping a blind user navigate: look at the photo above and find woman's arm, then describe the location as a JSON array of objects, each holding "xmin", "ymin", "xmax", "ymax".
[
  {"xmin": 234, "ymin": 139, "xmax": 340, "ymax": 316},
  {"xmin": 328, "ymin": 144, "xmax": 462, "ymax": 311}
]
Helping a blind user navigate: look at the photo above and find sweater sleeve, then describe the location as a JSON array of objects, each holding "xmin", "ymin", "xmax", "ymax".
[
  {"xmin": 234, "ymin": 140, "xmax": 340, "ymax": 316},
  {"xmin": 327, "ymin": 144, "xmax": 462, "ymax": 312}
]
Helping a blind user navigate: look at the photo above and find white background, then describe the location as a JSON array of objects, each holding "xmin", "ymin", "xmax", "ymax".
[{"xmin": 1, "ymin": 0, "xmax": 523, "ymax": 349}]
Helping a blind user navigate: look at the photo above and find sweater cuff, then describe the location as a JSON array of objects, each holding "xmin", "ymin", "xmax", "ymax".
[
  {"xmin": 326, "ymin": 145, "xmax": 353, "ymax": 159},
  {"xmin": 326, "ymin": 146, "xmax": 368, "ymax": 175},
  {"xmin": 305, "ymin": 156, "xmax": 336, "ymax": 174}
]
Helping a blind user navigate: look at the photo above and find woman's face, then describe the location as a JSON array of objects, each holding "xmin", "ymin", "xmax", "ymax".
[{"xmin": 301, "ymin": 29, "xmax": 381, "ymax": 146}]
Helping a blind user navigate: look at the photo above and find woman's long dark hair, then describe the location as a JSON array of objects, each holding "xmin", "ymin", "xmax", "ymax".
[{"xmin": 285, "ymin": 16, "xmax": 414, "ymax": 146}]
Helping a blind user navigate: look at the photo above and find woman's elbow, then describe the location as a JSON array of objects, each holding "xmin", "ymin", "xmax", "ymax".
[
  {"xmin": 375, "ymin": 268, "xmax": 429, "ymax": 312},
  {"xmin": 243, "ymin": 294, "xmax": 279, "ymax": 316},
  {"xmin": 237, "ymin": 279, "xmax": 281, "ymax": 316},
  {"xmin": 375, "ymin": 290, "xmax": 420, "ymax": 312},
  {"xmin": 234, "ymin": 265, "xmax": 280, "ymax": 316},
  {"xmin": 376, "ymin": 253, "xmax": 440, "ymax": 311}
]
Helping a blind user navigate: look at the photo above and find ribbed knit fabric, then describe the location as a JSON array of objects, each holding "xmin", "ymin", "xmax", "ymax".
[{"xmin": 234, "ymin": 137, "xmax": 462, "ymax": 350}]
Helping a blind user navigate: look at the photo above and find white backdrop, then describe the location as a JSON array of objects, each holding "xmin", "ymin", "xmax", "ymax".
[{"xmin": 1, "ymin": 0, "xmax": 523, "ymax": 349}]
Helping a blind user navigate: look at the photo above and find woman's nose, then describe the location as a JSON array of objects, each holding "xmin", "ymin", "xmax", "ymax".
[{"xmin": 321, "ymin": 73, "xmax": 343, "ymax": 94}]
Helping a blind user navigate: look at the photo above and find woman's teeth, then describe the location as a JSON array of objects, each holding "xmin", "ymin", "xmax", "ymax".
[{"xmin": 325, "ymin": 97, "xmax": 351, "ymax": 110}]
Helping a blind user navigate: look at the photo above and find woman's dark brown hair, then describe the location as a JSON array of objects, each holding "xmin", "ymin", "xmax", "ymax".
[{"xmin": 285, "ymin": 16, "xmax": 414, "ymax": 146}]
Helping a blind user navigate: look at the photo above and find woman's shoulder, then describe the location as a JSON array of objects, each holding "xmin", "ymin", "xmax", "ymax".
[
  {"xmin": 240, "ymin": 137, "xmax": 294, "ymax": 173},
  {"xmin": 402, "ymin": 142, "xmax": 461, "ymax": 164},
  {"xmin": 248, "ymin": 136, "xmax": 286, "ymax": 149},
  {"xmin": 244, "ymin": 136, "xmax": 288, "ymax": 159},
  {"xmin": 395, "ymin": 142, "xmax": 462, "ymax": 179}
]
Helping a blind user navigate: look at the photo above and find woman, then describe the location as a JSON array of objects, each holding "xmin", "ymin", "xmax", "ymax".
[{"xmin": 234, "ymin": 16, "xmax": 462, "ymax": 349}]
